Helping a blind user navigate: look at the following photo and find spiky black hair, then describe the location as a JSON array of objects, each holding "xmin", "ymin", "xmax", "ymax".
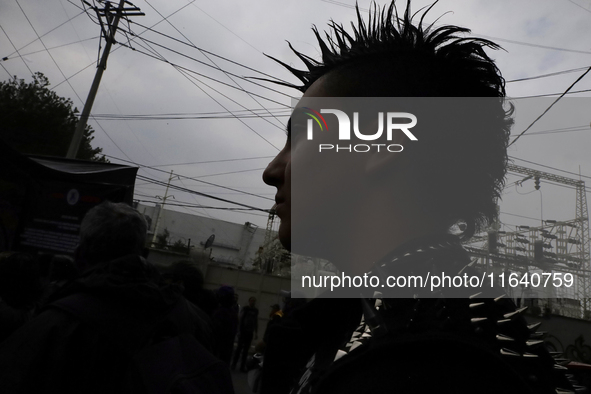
[{"xmin": 268, "ymin": 0, "xmax": 507, "ymax": 99}]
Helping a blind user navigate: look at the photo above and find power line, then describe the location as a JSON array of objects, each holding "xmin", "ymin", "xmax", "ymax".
[
  {"xmin": 566, "ymin": 0, "xmax": 591, "ymax": 15},
  {"xmin": 141, "ymin": 0, "xmax": 287, "ymax": 131},
  {"xmin": 0, "ymin": 63, "xmax": 12, "ymax": 79},
  {"xmin": 14, "ymin": 0, "xmax": 85, "ymax": 106},
  {"xmin": 1, "ymin": 9, "xmax": 86, "ymax": 61},
  {"xmin": 104, "ymin": 154, "xmax": 274, "ymax": 201},
  {"xmin": 118, "ymin": 38, "xmax": 283, "ymax": 150},
  {"xmin": 120, "ymin": 31, "xmax": 294, "ymax": 100},
  {"xmin": 181, "ymin": 167, "xmax": 266, "ymax": 179},
  {"xmin": 509, "ymin": 65, "xmax": 591, "ymax": 146},
  {"xmin": 190, "ymin": 3, "xmax": 262, "ymax": 53},
  {"xmin": 510, "ymin": 89, "xmax": 591, "ymax": 99},
  {"xmin": 2, "ymin": 37, "xmax": 99, "ymax": 62},
  {"xmin": 87, "ymin": 112, "xmax": 290, "ymax": 121},
  {"xmin": 133, "ymin": 199, "xmax": 263, "ymax": 211},
  {"xmin": 479, "ymin": 34, "xmax": 591, "ymax": 56},
  {"xmin": 506, "ymin": 66, "xmax": 591, "ymax": 83},
  {"xmin": 509, "ymin": 125, "xmax": 589, "ymax": 137},
  {"xmin": 130, "ymin": 20, "xmax": 291, "ymax": 85},
  {"xmin": 0, "ymin": 24, "xmax": 34, "ymax": 76},
  {"xmin": 51, "ymin": 0, "xmax": 195, "ymax": 92},
  {"xmin": 135, "ymin": 174, "xmax": 270, "ymax": 212},
  {"xmin": 118, "ymin": 40, "xmax": 290, "ymax": 110},
  {"xmin": 151, "ymin": 155, "xmax": 275, "ymax": 167}
]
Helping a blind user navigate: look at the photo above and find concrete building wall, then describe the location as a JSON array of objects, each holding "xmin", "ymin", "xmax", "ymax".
[{"xmin": 137, "ymin": 203, "xmax": 268, "ymax": 269}]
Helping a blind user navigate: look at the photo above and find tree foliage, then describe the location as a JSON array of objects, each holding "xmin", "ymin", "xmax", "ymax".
[{"xmin": 0, "ymin": 72, "xmax": 106, "ymax": 161}]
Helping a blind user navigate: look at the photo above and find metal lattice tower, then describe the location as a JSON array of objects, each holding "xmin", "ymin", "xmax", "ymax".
[
  {"xmin": 466, "ymin": 164, "xmax": 590, "ymax": 318},
  {"xmin": 575, "ymin": 176, "xmax": 590, "ymax": 313},
  {"xmin": 263, "ymin": 206, "xmax": 277, "ymax": 252}
]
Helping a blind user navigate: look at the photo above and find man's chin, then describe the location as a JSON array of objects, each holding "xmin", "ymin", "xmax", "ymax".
[{"xmin": 278, "ymin": 224, "xmax": 291, "ymax": 251}]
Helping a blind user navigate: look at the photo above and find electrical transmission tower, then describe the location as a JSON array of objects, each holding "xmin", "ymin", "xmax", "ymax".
[
  {"xmin": 466, "ymin": 164, "xmax": 590, "ymax": 318},
  {"xmin": 67, "ymin": 0, "xmax": 144, "ymax": 158}
]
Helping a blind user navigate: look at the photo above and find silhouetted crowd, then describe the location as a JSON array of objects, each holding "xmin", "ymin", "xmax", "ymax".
[{"xmin": 0, "ymin": 201, "xmax": 282, "ymax": 393}]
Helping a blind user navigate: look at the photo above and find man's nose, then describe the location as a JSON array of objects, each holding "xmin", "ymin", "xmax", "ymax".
[{"xmin": 263, "ymin": 155, "xmax": 284, "ymax": 186}]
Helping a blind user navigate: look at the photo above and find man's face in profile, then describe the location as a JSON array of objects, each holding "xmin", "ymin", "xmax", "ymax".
[
  {"xmin": 263, "ymin": 73, "xmax": 408, "ymax": 258},
  {"xmin": 263, "ymin": 75, "xmax": 341, "ymax": 251}
]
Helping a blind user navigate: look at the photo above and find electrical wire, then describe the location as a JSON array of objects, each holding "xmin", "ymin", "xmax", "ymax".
[
  {"xmin": 14, "ymin": 0, "xmax": 86, "ymax": 106},
  {"xmin": 151, "ymin": 155, "xmax": 275, "ymax": 167},
  {"xmin": 104, "ymin": 154, "xmax": 274, "ymax": 201},
  {"xmin": 135, "ymin": 174, "xmax": 270, "ymax": 212},
  {"xmin": 123, "ymin": 31, "xmax": 294, "ymax": 101},
  {"xmin": 506, "ymin": 66, "xmax": 591, "ymax": 83},
  {"xmin": 0, "ymin": 24, "xmax": 34, "ymax": 76},
  {"xmin": 2, "ymin": 37, "xmax": 99, "ymax": 60},
  {"xmin": 141, "ymin": 0, "xmax": 286, "ymax": 131},
  {"xmin": 119, "ymin": 36, "xmax": 283, "ymax": 149},
  {"xmin": 510, "ymin": 89, "xmax": 591, "ymax": 99},
  {"xmin": 117, "ymin": 41, "xmax": 290, "ymax": 110},
  {"xmin": 508, "ymin": 66, "xmax": 591, "ymax": 146},
  {"xmin": 508, "ymin": 124, "xmax": 590, "ymax": 137},
  {"xmin": 129, "ymin": 20, "xmax": 291, "ymax": 85},
  {"xmin": 1, "ymin": 9, "xmax": 86, "ymax": 61}
]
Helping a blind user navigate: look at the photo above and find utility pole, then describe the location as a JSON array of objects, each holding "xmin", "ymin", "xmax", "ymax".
[
  {"xmin": 150, "ymin": 170, "xmax": 176, "ymax": 247},
  {"xmin": 67, "ymin": 0, "xmax": 144, "ymax": 159}
]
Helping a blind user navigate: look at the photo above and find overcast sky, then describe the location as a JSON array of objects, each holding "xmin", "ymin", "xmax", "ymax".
[{"xmin": 1, "ymin": 0, "xmax": 591, "ymax": 244}]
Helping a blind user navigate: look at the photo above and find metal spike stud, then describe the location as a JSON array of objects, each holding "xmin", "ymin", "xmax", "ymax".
[
  {"xmin": 497, "ymin": 319, "xmax": 511, "ymax": 326},
  {"xmin": 523, "ymin": 353, "xmax": 538, "ymax": 358},
  {"xmin": 500, "ymin": 348, "xmax": 520, "ymax": 357},
  {"xmin": 504, "ymin": 306, "xmax": 528, "ymax": 319},
  {"xmin": 526, "ymin": 340, "xmax": 544, "ymax": 347},
  {"xmin": 494, "ymin": 294, "xmax": 507, "ymax": 302},
  {"xmin": 555, "ymin": 389, "xmax": 575, "ymax": 394},
  {"xmin": 530, "ymin": 331, "xmax": 547, "ymax": 339},
  {"xmin": 527, "ymin": 322, "xmax": 542, "ymax": 332},
  {"xmin": 469, "ymin": 302, "xmax": 485, "ymax": 309},
  {"xmin": 496, "ymin": 334, "xmax": 515, "ymax": 342},
  {"xmin": 471, "ymin": 317, "xmax": 487, "ymax": 324},
  {"xmin": 469, "ymin": 292, "xmax": 482, "ymax": 299},
  {"xmin": 553, "ymin": 364, "xmax": 569, "ymax": 370}
]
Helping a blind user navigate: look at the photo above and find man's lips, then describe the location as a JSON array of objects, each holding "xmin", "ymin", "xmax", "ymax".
[{"xmin": 274, "ymin": 199, "xmax": 287, "ymax": 217}]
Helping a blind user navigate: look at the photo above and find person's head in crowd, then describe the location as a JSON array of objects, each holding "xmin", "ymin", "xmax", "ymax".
[
  {"xmin": 76, "ymin": 201, "xmax": 147, "ymax": 270},
  {"xmin": 0, "ymin": 252, "xmax": 44, "ymax": 309},
  {"xmin": 248, "ymin": 296, "xmax": 257, "ymax": 308},
  {"xmin": 49, "ymin": 254, "xmax": 78, "ymax": 283},
  {"xmin": 263, "ymin": 1, "xmax": 512, "ymax": 271},
  {"xmin": 162, "ymin": 260, "xmax": 205, "ymax": 305},
  {"xmin": 269, "ymin": 304, "xmax": 281, "ymax": 317},
  {"xmin": 216, "ymin": 285, "xmax": 235, "ymax": 308}
]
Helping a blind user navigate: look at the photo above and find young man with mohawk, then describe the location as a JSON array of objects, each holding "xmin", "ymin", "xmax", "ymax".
[{"xmin": 261, "ymin": 2, "xmax": 580, "ymax": 393}]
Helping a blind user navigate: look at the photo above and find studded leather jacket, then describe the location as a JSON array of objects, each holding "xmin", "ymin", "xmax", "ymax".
[{"xmin": 264, "ymin": 234, "xmax": 581, "ymax": 394}]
